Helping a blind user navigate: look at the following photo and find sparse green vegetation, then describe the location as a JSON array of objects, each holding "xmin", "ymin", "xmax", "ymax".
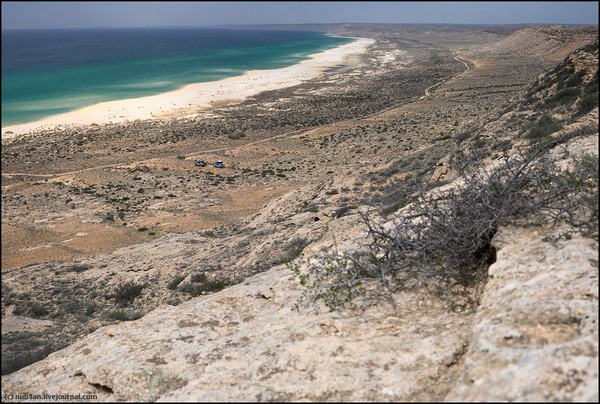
[
  {"xmin": 305, "ymin": 205, "xmax": 319, "ymax": 213},
  {"xmin": 1, "ymin": 338, "xmax": 66, "ymax": 376},
  {"xmin": 577, "ymin": 93, "xmax": 598, "ymax": 116},
  {"xmin": 454, "ymin": 130, "xmax": 473, "ymax": 144},
  {"xmin": 196, "ymin": 278, "xmax": 229, "ymax": 294},
  {"xmin": 168, "ymin": 275, "xmax": 187, "ymax": 290},
  {"xmin": 30, "ymin": 303, "xmax": 49, "ymax": 318},
  {"xmin": 179, "ymin": 273, "xmax": 229, "ymax": 297},
  {"xmin": 544, "ymin": 87, "xmax": 579, "ymax": 107},
  {"xmin": 227, "ymin": 132, "xmax": 246, "ymax": 139},
  {"xmin": 65, "ymin": 263, "xmax": 91, "ymax": 273},
  {"xmin": 190, "ymin": 272, "xmax": 208, "ymax": 283},
  {"xmin": 113, "ymin": 281, "xmax": 145, "ymax": 305},
  {"xmin": 524, "ymin": 114, "xmax": 563, "ymax": 140}
]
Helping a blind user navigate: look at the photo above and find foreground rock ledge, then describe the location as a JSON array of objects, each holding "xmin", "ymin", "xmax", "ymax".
[
  {"xmin": 3, "ymin": 222, "xmax": 598, "ymax": 402},
  {"xmin": 447, "ymin": 226, "xmax": 598, "ymax": 402},
  {"xmin": 1, "ymin": 259, "xmax": 473, "ymax": 402}
]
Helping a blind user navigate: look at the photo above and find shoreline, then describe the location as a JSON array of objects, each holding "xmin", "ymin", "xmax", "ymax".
[{"xmin": 1, "ymin": 37, "xmax": 375, "ymax": 142}]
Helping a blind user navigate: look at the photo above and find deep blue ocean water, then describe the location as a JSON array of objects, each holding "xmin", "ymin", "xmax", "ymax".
[{"xmin": 1, "ymin": 28, "xmax": 351, "ymax": 126}]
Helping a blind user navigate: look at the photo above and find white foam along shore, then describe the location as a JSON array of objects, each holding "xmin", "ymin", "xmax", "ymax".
[{"xmin": 2, "ymin": 37, "xmax": 375, "ymax": 141}]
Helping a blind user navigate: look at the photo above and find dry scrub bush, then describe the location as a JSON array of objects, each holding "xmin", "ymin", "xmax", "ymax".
[
  {"xmin": 112, "ymin": 280, "xmax": 145, "ymax": 306},
  {"xmin": 290, "ymin": 140, "xmax": 598, "ymax": 311}
]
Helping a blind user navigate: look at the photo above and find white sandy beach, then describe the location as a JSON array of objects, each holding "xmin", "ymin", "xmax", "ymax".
[{"xmin": 2, "ymin": 37, "xmax": 375, "ymax": 141}]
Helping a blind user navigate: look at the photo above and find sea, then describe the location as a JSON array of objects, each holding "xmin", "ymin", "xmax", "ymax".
[{"xmin": 1, "ymin": 28, "xmax": 352, "ymax": 126}]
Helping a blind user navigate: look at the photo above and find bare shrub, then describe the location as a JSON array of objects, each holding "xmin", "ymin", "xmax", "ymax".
[{"xmin": 290, "ymin": 141, "xmax": 598, "ymax": 311}]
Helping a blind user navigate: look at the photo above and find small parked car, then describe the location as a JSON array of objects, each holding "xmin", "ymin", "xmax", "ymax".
[
  {"xmin": 213, "ymin": 160, "xmax": 224, "ymax": 168},
  {"xmin": 194, "ymin": 160, "xmax": 207, "ymax": 167}
]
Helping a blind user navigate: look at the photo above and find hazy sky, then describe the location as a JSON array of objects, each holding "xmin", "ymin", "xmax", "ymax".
[{"xmin": 2, "ymin": 1, "xmax": 598, "ymax": 30}]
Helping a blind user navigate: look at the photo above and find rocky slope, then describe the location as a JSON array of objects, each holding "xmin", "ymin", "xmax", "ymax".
[
  {"xmin": 2, "ymin": 132, "xmax": 597, "ymax": 402},
  {"xmin": 1, "ymin": 256, "xmax": 475, "ymax": 402},
  {"xmin": 2, "ymin": 25, "xmax": 598, "ymax": 401}
]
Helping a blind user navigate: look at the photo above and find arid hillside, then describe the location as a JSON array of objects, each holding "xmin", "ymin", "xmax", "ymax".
[{"xmin": 2, "ymin": 24, "xmax": 598, "ymax": 402}]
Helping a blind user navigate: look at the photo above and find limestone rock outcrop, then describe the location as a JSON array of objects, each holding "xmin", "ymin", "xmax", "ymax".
[
  {"xmin": 446, "ymin": 226, "xmax": 598, "ymax": 402},
  {"xmin": 2, "ymin": 261, "xmax": 474, "ymax": 402}
]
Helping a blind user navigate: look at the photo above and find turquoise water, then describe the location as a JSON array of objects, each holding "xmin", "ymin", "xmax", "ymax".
[{"xmin": 1, "ymin": 28, "xmax": 352, "ymax": 126}]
